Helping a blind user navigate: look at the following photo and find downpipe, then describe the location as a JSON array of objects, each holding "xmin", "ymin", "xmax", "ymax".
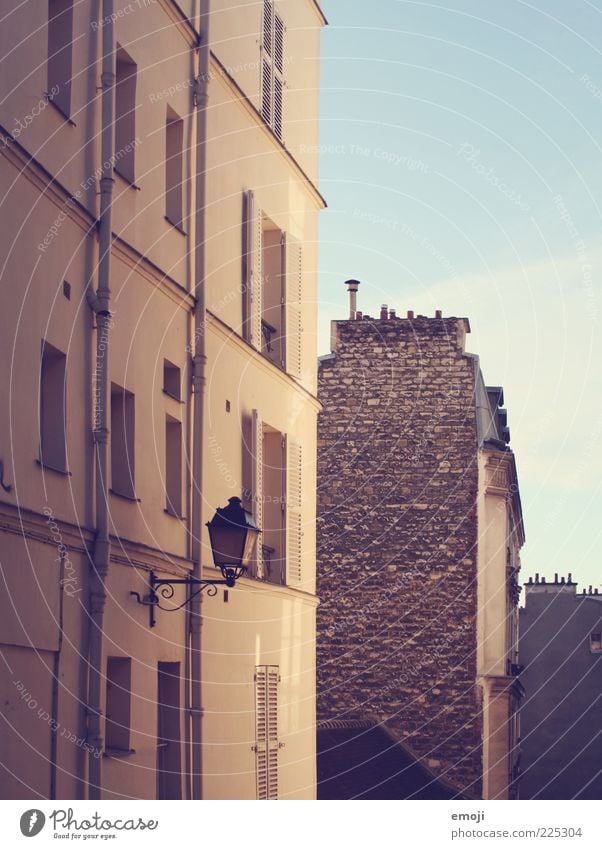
[{"xmin": 85, "ymin": 0, "xmax": 115, "ymax": 800}]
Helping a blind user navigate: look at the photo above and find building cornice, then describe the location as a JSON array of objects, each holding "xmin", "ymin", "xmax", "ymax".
[
  {"xmin": 112, "ymin": 235, "xmax": 195, "ymax": 311},
  {"xmin": 0, "ymin": 501, "xmax": 192, "ymax": 575},
  {"xmin": 0, "ymin": 127, "xmax": 95, "ymax": 235},
  {"xmin": 207, "ymin": 311, "xmax": 322, "ymax": 412},
  {"xmin": 209, "ymin": 52, "xmax": 327, "ymax": 210},
  {"xmin": 482, "ymin": 447, "xmax": 525, "ymax": 546},
  {"xmin": 308, "ymin": 0, "xmax": 328, "ymax": 26}
]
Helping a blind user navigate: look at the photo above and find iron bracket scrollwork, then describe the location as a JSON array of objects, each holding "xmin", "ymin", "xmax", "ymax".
[{"xmin": 130, "ymin": 569, "xmax": 241, "ymax": 628}]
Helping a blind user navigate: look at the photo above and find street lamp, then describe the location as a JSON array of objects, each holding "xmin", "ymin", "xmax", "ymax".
[
  {"xmin": 131, "ymin": 496, "xmax": 260, "ymax": 627},
  {"xmin": 206, "ymin": 496, "xmax": 260, "ymax": 585}
]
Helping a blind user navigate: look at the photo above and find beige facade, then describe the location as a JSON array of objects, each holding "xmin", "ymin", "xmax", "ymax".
[
  {"xmin": 0, "ymin": 0, "xmax": 324, "ymax": 800},
  {"xmin": 475, "ymin": 380, "xmax": 525, "ymax": 800}
]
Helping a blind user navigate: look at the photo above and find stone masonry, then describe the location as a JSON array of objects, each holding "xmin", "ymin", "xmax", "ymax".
[{"xmin": 317, "ymin": 309, "xmax": 483, "ymax": 797}]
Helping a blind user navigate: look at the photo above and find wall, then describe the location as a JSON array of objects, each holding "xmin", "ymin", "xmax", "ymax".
[
  {"xmin": 519, "ymin": 582, "xmax": 602, "ymax": 800},
  {"xmin": 316, "ymin": 314, "xmax": 483, "ymax": 796}
]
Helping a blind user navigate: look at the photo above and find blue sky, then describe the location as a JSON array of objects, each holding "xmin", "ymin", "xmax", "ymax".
[{"xmin": 317, "ymin": 0, "xmax": 602, "ymax": 590}]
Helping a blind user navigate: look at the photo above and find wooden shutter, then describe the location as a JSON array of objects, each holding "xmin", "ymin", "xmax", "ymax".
[
  {"xmin": 283, "ymin": 233, "xmax": 303, "ymax": 379},
  {"xmin": 285, "ymin": 437, "xmax": 303, "ymax": 586},
  {"xmin": 255, "ymin": 665, "xmax": 280, "ymax": 800},
  {"xmin": 260, "ymin": 1, "xmax": 285, "ymax": 141},
  {"xmin": 252, "ymin": 409, "xmax": 264, "ymax": 579},
  {"xmin": 243, "ymin": 190, "xmax": 262, "ymax": 349}
]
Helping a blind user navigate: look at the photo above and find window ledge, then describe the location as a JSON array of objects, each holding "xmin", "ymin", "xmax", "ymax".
[
  {"xmin": 103, "ymin": 747, "xmax": 136, "ymax": 759},
  {"xmin": 162, "ymin": 389, "xmax": 184, "ymax": 403},
  {"xmin": 164, "ymin": 508, "xmax": 186, "ymax": 520},
  {"xmin": 35, "ymin": 459, "xmax": 72, "ymax": 477},
  {"xmin": 164, "ymin": 216, "xmax": 187, "ymax": 235},
  {"xmin": 109, "ymin": 488, "xmax": 141, "ymax": 503},
  {"xmin": 44, "ymin": 94, "xmax": 76, "ymax": 126},
  {"xmin": 114, "ymin": 169, "xmax": 141, "ymax": 191}
]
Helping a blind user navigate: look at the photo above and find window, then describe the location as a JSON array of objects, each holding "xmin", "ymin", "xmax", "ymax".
[
  {"xmin": 261, "ymin": 0, "xmax": 285, "ymax": 140},
  {"xmin": 105, "ymin": 657, "xmax": 132, "ymax": 752},
  {"xmin": 165, "ymin": 416, "xmax": 182, "ymax": 517},
  {"xmin": 163, "ymin": 360, "xmax": 181, "ymax": 400},
  {"xmin": 243, "ymin": 191, "xmax": 303, "ymax": 377},
  {"xmin": 47, "ymin": 0, "xmax": 73, "ymax": 117},
  {"xmin": 591, "ymin": 633, "xmax": 602, "ymax": 653},
  {"xmin": 157, "ymin": 662, "xmax": 182, "ymax": 799},
  {"xmin": 110, "ymin": 383, "xmax": 135, "ymax": 498},
  {"xmin": 39, "ymin": 341, "xmax": 67, "ymax": 471},
  {"xmin": 246, "ymin": 411, "xmax": 303, "ymax": 586},
  {"xmin": 255, "ymin": 665, "xmax": 279, "ymax": 800},
  {"xmin": 115, "ymin": 48, "xmax": 137, "ymax": 183},
  {"xmin": 165, "ymin": 108, "xmax": 184, "ymax": 229}
]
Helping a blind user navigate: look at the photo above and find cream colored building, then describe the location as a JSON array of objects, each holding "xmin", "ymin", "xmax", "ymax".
[
  {"xmin": 0, "ymin": 0, "xmax": 325, "ymax": 800},
  {"xmin": 474, "ymin": 377, "xmax": 525, "ymax": 800}
]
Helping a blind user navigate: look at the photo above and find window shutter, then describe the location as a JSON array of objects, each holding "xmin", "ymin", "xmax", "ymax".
[
  {"xmin": 285, "ymin": 437, "xmax": 303, "ymax": 586},
  {"xmin": 243, "ymin": 191, "xmax": 262, "ymax": 349},
  {"xmin": 261, "ymin": 59, "xmax": 272, "ymax": 126},
  {"xmin": 255, "ymin": 666, "xmax": 268, "ymax": 799},
  {"xmin": 255, "ymin": 665, "xmax": 280, "ymax": 800},
  {"xmin": 252, "ymin": 409, "xmax": 264, "ymax": 579},
  {"xmin": 260, "ymin": 1, "xmax": 285, "ymax": 141},
  {"xmin": 283, "ymin": 233, "xmax": 303, "ymax": 379}
]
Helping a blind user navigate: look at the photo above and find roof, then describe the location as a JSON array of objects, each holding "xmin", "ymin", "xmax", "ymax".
[{"xmin": 317, "ymin": 724, "xmax": 466, "ymax": 800}]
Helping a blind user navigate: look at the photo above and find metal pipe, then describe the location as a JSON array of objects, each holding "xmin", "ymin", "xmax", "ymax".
[
  {"xmin": 86, "ymin": 0, "xmax": 115, "ymax": 800},
  {"xmin": 190, "ymin": 0, "xmax": 211, "ymax": 800}
]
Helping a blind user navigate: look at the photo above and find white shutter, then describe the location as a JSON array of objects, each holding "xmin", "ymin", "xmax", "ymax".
[
  {"xmin": 285, "ymin": 437, "xmax": 303, "ymax": 586},
  {"xmin": 255, "ymin": 665, "xmax": 279, "ymax": 800},
  {"xmin": 260, "ymin": 1, "xmax": 285, "ymax": 141},
  {"xmin": 283, "ymin": 233, "xmax": 303, "ymax": 379},
  {"xmin": 252, "ymin": 409, "xmax": 264, "ymax": 579},
  {"xmin": 244, "ymin": 190, "xmax": 263, "ymax": 349},
  {"xmin": 254, "ymin": 666, "xmax": 268, "ymax": 799}
]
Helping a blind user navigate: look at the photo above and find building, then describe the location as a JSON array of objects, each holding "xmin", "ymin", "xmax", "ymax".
[
  {"xmin": 0, "ymin": 0, "xmax": 325, "ymax": 800},
  {"xmin": 316, "ymin": 288, "xmax": 525, "ymax": 800},
  {"xmin": 518, "ymin": 575, "xmax": 602, "ymax": 800}
]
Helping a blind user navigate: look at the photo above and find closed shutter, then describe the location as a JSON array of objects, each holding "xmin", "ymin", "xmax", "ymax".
[
  {"xmin": 261, "ymin": 1, "xmax": 285, "ymax": 141},
  {"xmin": 283, "ymin": 233, "xmax": 303, "ymax": 379},
  {"xmin": 255, "ymin": 665, "xmax": 280, "ymax": 800},
  {"xmin": 285, "ymin": 437, "xmax": 303, "ymax": 586},
  {"xmin": 243, "ymin": 190, "xmax": 263, "ymax": 349},
  {"xmin": 252, "ymin": 409, "xmax": 264, "ymax": 579}
]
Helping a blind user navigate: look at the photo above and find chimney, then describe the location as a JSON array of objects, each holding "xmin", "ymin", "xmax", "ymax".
[
  {"xmin": 554, "ymin": 573, "xmax": 559, "ymax": 583},
  {"xmin": 568, "ymin": 573, "xmax": 572, "ymax": 583},
  {"xmin": 345, "ymin": 279, "xmax": 360, "ymax": 319},
  {"xmin": 407, "ymin": 310, "xmax": 414, "ymax": 319},
  {"xmin": 435, "ymin": 309, "xmax": 442, "ymax": 319},
  {"xmin": 355, "ymin": 311, "xmax": 362, "ymax": 321},
  {"xmin": 389, "ymin": 308, "xmax": 396, "ymax": 319},
  {"xmin": 380, "ymin": 304, "xmax": 388, "ymax": 320}
]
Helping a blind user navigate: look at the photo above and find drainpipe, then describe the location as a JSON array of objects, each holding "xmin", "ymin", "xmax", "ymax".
[
  {"xmin": 190, "ymin": 0, "xmax": 211, "ymax": 800},
  {"xmin": 85, "ymin": 0, "xmax": 115, "ymax": 800}
]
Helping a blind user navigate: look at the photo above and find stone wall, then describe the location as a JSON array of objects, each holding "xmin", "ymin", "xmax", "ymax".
[{"xmin": 316, "ymin": 314, "xmax": 483, "ymax": 796}]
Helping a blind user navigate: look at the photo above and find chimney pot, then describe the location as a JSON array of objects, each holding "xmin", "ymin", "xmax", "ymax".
[
  {"xmin": 568, "ymin": 573, "xmax": 572, "ymax": 582},
  {"xmin": 589, "ymin": 585, "xmax": 593, "ymax": 594},
  {"xmin": 380, "ymin": 304, "xmax": 388, "ymax": 320},
  {"xmin": 535, "ymin": 573, "xmax": 539, "ymax": 583},
  {"xmin": 345, "ymin": 279, "xmax": 361, "ymax": 319},
  {"xmin": 407, "ymin": 310, "xmax": 414, "ymax": 319},
  {"xmin": 435, "ymin": 309, "xmax": 442, "ymax": 319},
  {"xmin": 561, "ymin": 576, "xmax": 565, "ymax": 584},
  {"xmin": 389, "ymin": 308, "xmax": 396, "ymax": 319},
  {"xmin": 555, "ymin": 573, "xmax": 558, "ymax": 583},
  {"xmin": 355, "ymin": 311, "xmax": 362, "ymax": 320}
]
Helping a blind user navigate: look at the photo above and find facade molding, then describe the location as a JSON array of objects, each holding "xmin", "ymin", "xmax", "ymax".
[
  {"xmin": 207, "ymin": 311, "xmax": 322, "ymax": 412},
  {"xmin": 209, "ymin": 53, "xmax": 327, "ymax": 210}
]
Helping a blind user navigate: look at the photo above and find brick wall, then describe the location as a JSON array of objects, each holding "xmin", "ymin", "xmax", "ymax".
[{"xmin": 316, "ymin": 314, "xmax": 483, "ymax": 796}]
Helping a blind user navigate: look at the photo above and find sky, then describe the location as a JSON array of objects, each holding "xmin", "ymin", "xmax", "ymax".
[{"xmin": 317, "ymin": 0, "xmax": 602, "ymax": 590}]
